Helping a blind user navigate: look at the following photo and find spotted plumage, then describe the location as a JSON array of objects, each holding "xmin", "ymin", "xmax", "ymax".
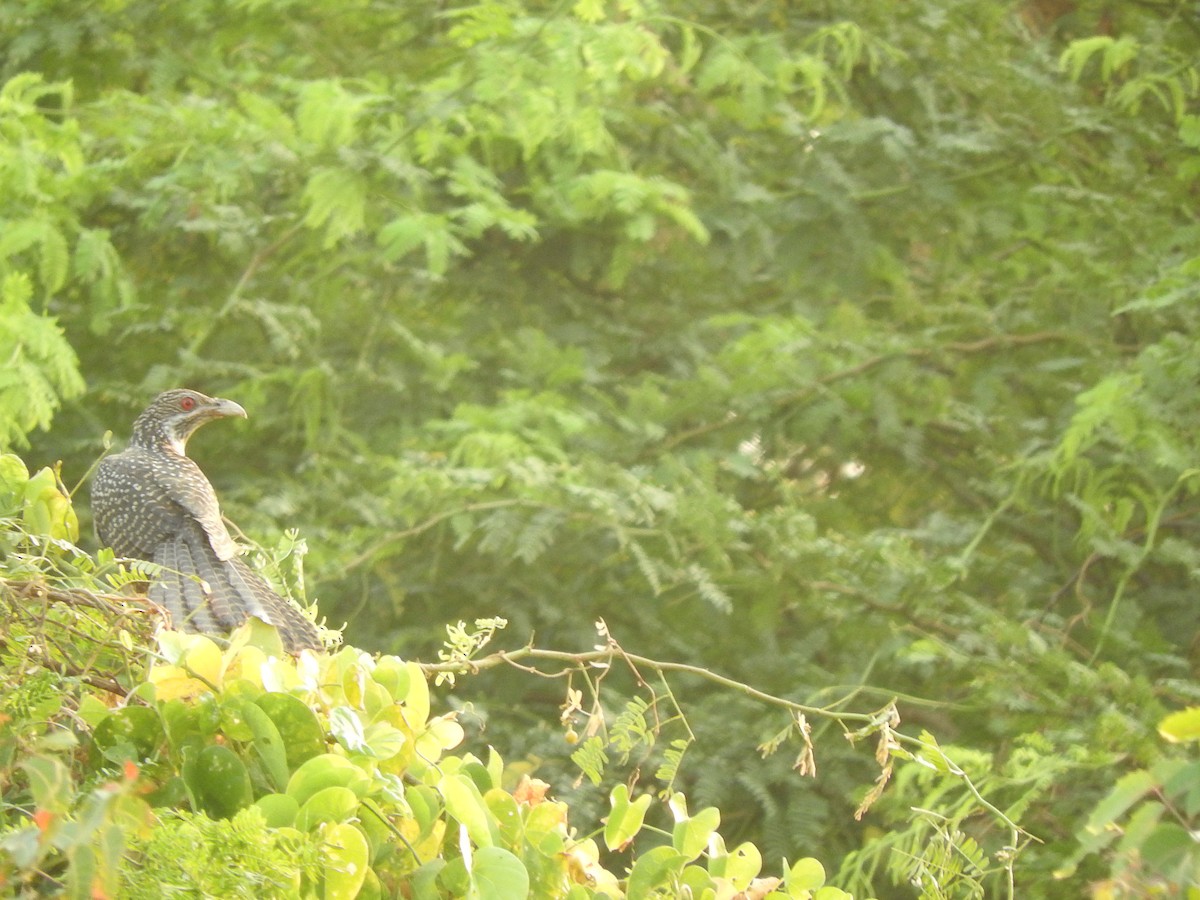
[{"xmin": 92, "ymin": 389, "xmax": 321, "ymax": 652}]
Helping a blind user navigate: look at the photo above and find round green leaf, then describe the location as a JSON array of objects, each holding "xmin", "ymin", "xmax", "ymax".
[
  {"xmin": 358, "ymin": 867, "xmax": 383, "ymax": 900},
  {"xmin": 218, "ymin": 695, "xmax": 257, "ymax": 742},
  {"xmin": 415, "ymin": 716, "xmax": 465, "ymax": 762},
  {"xmin": 255, "ymin": 693, "xmax": 326, "ymax": 768},
  {"xmin": 183, "ymin": 744, "xmax": 253, "ymax": 818},
  {"xmin": 237, "ymin": 700, "xmax": 290, "ymax": 790},
  {"xmin": 486, "ymin": 747, "xmax": 504, "ymax": 792},
  {"xmin": 409, "ymin": 859, "xmax": 446, "ymax": 900},
  {"xmin": 286, "ymin": 753, "xmax": 372, "ymax": 805},
  {"xmin": 472, "ymin": 846, "xmax": 529, "ymax": 900},
  {"xmin": 524, "ymin": 801, "xmax": 566, "ymax": 857},
  {"xmin": 402, "ymin": 661, "xmax": 430, "ymax": 726},
  {"xmin": 296, "ymin": 785, "xmax": 361, "ymax": 831},
  {"xmin": 160, "ymin": 694, "xmax": 221, "ymax": 756},
  {"xmin": 329, "ymin": 706, "xmax": 369, "ymax": 754},
  {"xmin": 362, "ymin": 721, "xmax": 406, "ymax": 760},
  {"xmin": 323, "ymin": 821, "xmax": 370, "ymax": 900},
  {"xmin": 460, "ymin": 760, "xmax": 492, "ymax": 793},
  {"xmin": 787, "ymin": 857, "xmax": 826, "ymax": 891},
  {"xmin": 92, "ymin": 706, "xmax": 164, "ymax": 763},
  {"xmin": 438, "ymin": 858, "xmax": 470, "ymax": 897},
  {"xmin": 1158, "ymin": 707, "xmax": 1200, "ymax": 743},
  {"xmin": 406, "ymin": 784, "xmax": 441, "ymax": 837},
  {"xmin": 22, "ymin": 466, "xmax": 78, "ymax": 541},
  {"xmin": 708, "ymin": 841, "xmax": 761, "ymax": 889},
  {"xmin": 627, "ymin": 845, "xmax": 688, "ymax": 898},
  {"xmin": 485, "ymin": 788, "xmax": 521, "ymax": 846},
  {"xmin": 0, "ymin": 453, "xmax": 29, "ymax": 512},
  {"xmin": 371, "ymin": 656, "xmax": 411, "ymax": 701},
  {"xmin": 605, "ymin": 783, "xmax": 653, "ymax": 851},
  {"xmin": 254, "ymin": 792, "xmax": 299, "ymax": 828},
  {"xmin": 679, "ymin": 864, "xmax": 716, "ymax": 896},
  {"xmin": 1140, "ymin": 822, "xmax": 1194, "ymax": 871}
]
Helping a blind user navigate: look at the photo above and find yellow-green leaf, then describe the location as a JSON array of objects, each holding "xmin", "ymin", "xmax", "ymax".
[{"xmin": 1159, "ymin": 707, "xmax": 1200, "ymax": 743}]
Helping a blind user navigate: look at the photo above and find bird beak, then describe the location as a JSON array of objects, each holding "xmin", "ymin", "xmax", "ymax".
[{"xmin": 212, "ymin": 398, "xmax": 248, "ymax": 419}]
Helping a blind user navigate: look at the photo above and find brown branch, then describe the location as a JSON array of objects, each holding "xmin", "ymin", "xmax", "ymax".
[
  {"xmin": 652, "ymin": 331, "xmax": 1075, "ymax": 455},
  {"xmin": 0, "ymin": 579, "xmax": 164, "ymax": 698},
  {"xmin": 187, "ymin": 220, "xmax": 306, "ymax": 357},
  {"xmin": 336, "ymin": 499, "xmax": 560, "ymax": 575},
  {"xmin": 417, "ymin": 644, "xmax": 880, "ymax": 724},
  {"xmin": 0, "ymin": 634, "xmax": 128, "ymax": 697},
  {"xmin": 420, "ymin": 636, "xmax": 1034, "ymax": 840}
]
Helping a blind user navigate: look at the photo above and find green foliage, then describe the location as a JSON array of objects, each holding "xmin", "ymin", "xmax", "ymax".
[
  {"xmin": 0, "ymin": 457, "xmax": 859, "ymax": 899},
  {"xmin": 1061, "ymin": 30, "xmax": 1199, "ymax": 121},
  {"xmin": 121, "ymin": 807, "xmax": 321, "ymax": 899},
  {"xmin": 2, "ymin": 0, "xmax": 1199, "ymax": 896},
  {"xmin": 1055, "ymin": 709, "xmax": 1200, "ymax": 895},
  {"xmin": 0, "ymin": 274, "xmax": 84, "ymax": 451}
]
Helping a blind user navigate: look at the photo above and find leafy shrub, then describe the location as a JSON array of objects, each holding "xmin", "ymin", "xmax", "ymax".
[{"xmin": 0, "ymin": 453, "xmax": 856, "ymax": 899}]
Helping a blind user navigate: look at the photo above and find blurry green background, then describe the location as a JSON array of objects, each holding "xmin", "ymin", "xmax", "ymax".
[{"xmin": 4, "ymin": 0, "xmax": 1198, "ymax": 894}]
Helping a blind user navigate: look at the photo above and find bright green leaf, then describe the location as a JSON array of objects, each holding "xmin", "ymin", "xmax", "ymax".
[
  {"xmin": 787, "ymin": 857, "xmax": 826, "ymax": 891},
  {"xmin": 471, "ymin": 846, "xmax": 529, "ymax": 900},
  {"xmin": 323, "ymin": 821, "xmax": 370, "ymax": 900},
  {"xmin": 1159, "ymin": 707, "xmax": 1200, "ymax": 743},
  {"xmin": 439, "ymin": 772, "xmax": 494, "ymax": 848},
  {"xmin": 672, "ymin": 806, "xmax": 720, "ymax": 861},
  {"xmin": 604, "ymin": 783, "xmax": 653, "ymax": 851},
  {"xmin": 627, "ymin": 845, "xmax": 688, "ymax": 898}
]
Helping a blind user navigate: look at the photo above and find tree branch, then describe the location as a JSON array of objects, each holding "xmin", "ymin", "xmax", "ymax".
[
  {"xmin": 0, "ymin": 579, "xmax": 163, "ymax": 698},
  {"xmin": 652, "ymin": 331, "xmax": 1075, "ymax": 455},
  {"xmin": 419, "ymin": 643, "xmax": 881, "ymax": 724}
]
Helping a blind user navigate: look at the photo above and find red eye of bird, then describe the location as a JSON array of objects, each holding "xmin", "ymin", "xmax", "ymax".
[{"xmin": 180, "ymin": 396, "xmax": 196, "ymax": 412}]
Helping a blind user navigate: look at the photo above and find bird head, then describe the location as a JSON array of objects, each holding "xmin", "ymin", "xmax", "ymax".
[{"xmin": 130, "ymin": 389, "xmax": 248, "ymax": 455}]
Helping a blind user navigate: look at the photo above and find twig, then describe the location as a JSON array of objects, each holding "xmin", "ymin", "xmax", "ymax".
[
  {"xmin": 336, "ymin": 499, "xmax": 559, "ymax": 574},
  {"xmin": 187, "ymin": 221, "xmax": 306, "ymax": 357},
  {"xmin": 0, "ymin": 578, "xmax": 163, "ymax": 697},
  {"xmin": 418, "ymin": 644, "xmax": 880, "ymax": 724},
  {"xmin": 426, "ymin": 636, "xmax": 1037, "ymax": 843},
  {"xmin": 652, "ymin": 331, "xmax": 1075, "ymax": 455},
  {"xmin": 0, "ymin": 634, "xmax": 128, "ymax": 697}
]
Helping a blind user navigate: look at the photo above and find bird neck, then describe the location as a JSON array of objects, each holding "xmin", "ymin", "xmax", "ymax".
[{"xmin": 130, "ymin": 417, "xmax": 189, "ymax": 457}]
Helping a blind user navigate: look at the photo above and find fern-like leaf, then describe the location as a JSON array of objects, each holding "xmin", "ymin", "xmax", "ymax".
[{"xmin": 571, "ymin": 735, "xmax": 609, "ymax": 786}]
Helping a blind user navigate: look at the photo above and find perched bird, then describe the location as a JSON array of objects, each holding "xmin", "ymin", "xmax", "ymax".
[{"xmin": 92, "ymin": 389, "xmax": 321, "ymax": 652}]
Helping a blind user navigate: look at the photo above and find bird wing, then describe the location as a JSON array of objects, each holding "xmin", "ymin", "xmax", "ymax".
[{"xmin": 94, "ymin": 447, "xmax": 239, "ymax": 561}]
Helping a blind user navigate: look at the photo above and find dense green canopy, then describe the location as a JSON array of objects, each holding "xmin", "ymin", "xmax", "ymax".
[{"xmin": 3, "ymin": 0, "xmax": 1199, "ymax": 894}]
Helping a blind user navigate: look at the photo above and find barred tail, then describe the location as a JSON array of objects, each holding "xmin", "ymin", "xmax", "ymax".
[
  {"xmin": 224, "ymin": 555, "xmax": 322, "ymax": 652},
  {"xmin": 151, "ymin": 525, "xmax": 321, "ymax": 652}
]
